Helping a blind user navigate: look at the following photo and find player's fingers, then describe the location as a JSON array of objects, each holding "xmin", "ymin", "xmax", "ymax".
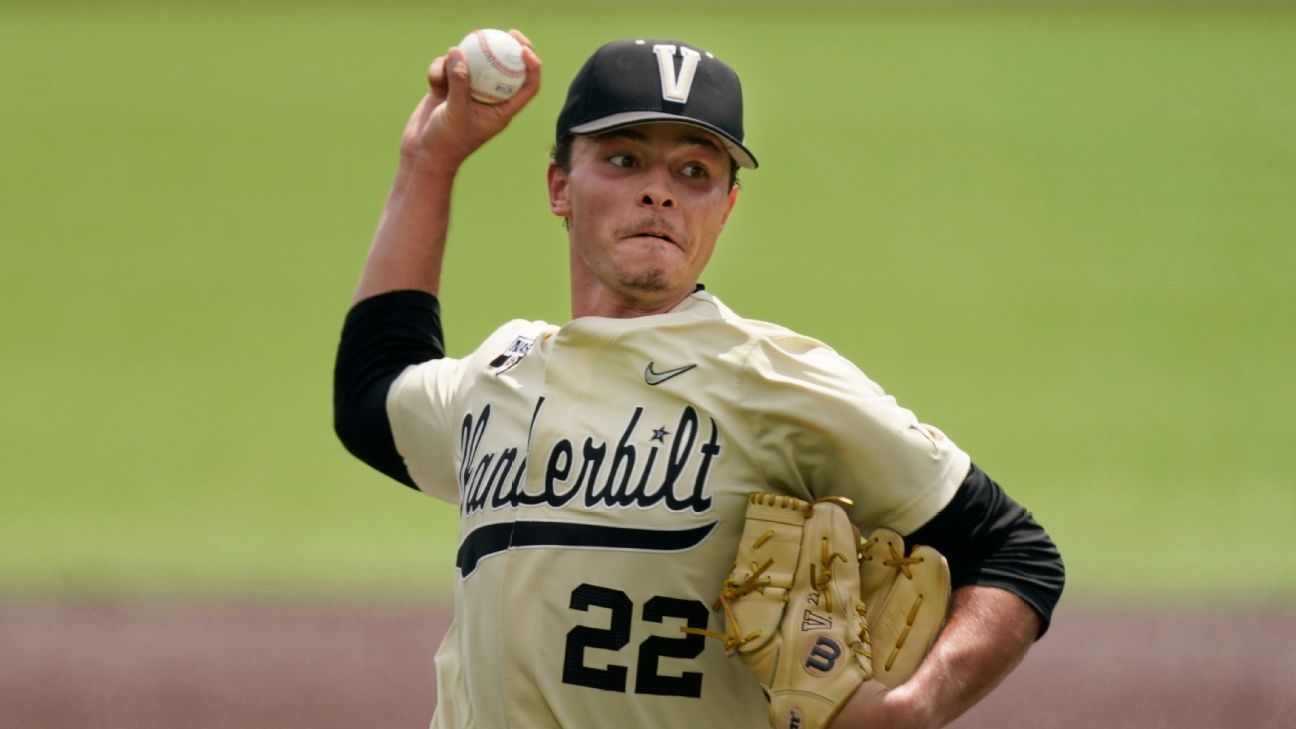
[
  {"xmin": 442, "ymin": 47, "xmax": 473, "ymax": 114},
  {"xmin": 428, "ymin": 54, "xmax": 450, "ymax": 98},
  {"xmin": 501, "ymin": 45, "xmax": 542, "ymax": 112},
  {"xmin": 507, "ymin": 28, "xmax": 534, "ymax": 50}
]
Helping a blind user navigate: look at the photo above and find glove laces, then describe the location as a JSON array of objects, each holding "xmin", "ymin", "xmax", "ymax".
[
  {"xmin": 810, "ymin": 536, "xmax": 846, "ymax": 612},
  {"xmin": 862, "ymin": 536, "xmax": 925, "ymax": 579},
  {"xmin": 681, "ymin": 533, "xmax": 777, "ymax": 650}
]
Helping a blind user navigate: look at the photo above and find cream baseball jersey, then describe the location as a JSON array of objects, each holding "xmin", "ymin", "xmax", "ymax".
[{"xmin": 386, "ymin": 290, "xmax": 970, "ymax": 728}]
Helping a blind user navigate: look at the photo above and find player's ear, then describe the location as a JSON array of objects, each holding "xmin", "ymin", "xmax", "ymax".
[
  {"xmin": 720, "ymin": 182, "xmax": 739, "ymax": 226},
  {"xmin": 547, "ymin": 163, "xmax": 571, "ymax": 217}
]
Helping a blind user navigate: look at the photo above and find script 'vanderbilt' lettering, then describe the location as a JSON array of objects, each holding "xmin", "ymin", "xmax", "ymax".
[{"xmin": 458, "ymin": 400, "xmax": 719, "ymax": 516}]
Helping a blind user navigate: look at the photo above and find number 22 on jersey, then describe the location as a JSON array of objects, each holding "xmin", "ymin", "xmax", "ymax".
[{"xmin": 562, "ymin": 583, "xmax": 710, "ymax": 698}]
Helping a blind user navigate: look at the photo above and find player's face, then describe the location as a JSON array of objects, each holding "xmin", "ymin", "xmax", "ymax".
[{"xmin": 548, "ymin": 122, "xmax": 739, "ymax": 313}]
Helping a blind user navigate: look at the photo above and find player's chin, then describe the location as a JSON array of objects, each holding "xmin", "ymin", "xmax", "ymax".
[
  {"xmin": 619, "ymin": 269, "xmax": 671, "ymax": 292},
  {"xmin": 616, "ymin": 239, "xmax": 691, "ymax": 282}
]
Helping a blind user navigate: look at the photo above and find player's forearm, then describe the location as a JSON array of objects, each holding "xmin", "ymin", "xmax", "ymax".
[
  {"xmin": 351, "ymin": 155, "xmax": 459, "ymax": 305},
  {"xmin": 903, "ymin": 585, "xmax": 1038, "ymax": 728},
  {"xmin": 832, "ymin": 585, "xmax": 1038, "ymax": 729}
]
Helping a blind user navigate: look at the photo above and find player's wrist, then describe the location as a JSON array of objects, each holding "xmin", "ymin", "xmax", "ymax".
[
  {"xmin": 883, "ymin": 680, "xmax": 939, "ymax": 729},
  {"xmin": 830, "ymin": 679, "xmax": 938, "ymax": 729},
  {"xmin": 398, "ymin": 147, "xmax": 464, "ymax": 182}
]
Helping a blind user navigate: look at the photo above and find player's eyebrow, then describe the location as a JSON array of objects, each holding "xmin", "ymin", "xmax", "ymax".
[{"xmin": 680, "ymin": 133, "xmax": 725, "ymax": 157}]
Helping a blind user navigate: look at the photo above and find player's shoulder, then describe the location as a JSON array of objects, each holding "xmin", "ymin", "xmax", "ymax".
[
  {"xmin": 700, "ymin": 292, "xmax": 878, "ymax": 388},
  {"xmin": 702, "ymin": 292, "xmax": 847, "ymax": 356},
  {"xmin": 464, "ymin": 317, "xmax": 558, "ymax": 362},
  {"xmin": 691, "ymin": 290, "xmax": 803, "ymax": 337}
]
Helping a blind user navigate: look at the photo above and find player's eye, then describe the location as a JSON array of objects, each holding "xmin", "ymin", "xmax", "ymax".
[
  {"xmin": 680, "ymin": 163, "xmax": 710, "ymax": 180},
  {"xmin": 608, "ymin": 153, "xmax": 637, "ymax": 168}
]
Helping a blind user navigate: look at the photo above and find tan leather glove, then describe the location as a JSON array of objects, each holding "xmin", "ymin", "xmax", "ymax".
[{"xmin": 692, "ymin": 493, "xmax": 950, "ymax": 729}]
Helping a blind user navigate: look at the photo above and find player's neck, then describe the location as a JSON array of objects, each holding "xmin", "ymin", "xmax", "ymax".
[{"xmin": 569, "ymin": 274, "xmax": 693, "ymax": 320}]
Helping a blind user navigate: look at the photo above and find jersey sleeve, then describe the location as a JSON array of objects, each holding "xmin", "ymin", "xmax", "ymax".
[
  {"xmin": 385, "ymin": 318, "xmax": 546, "ymax": 503},
  {"xmin": 740, "ymin": 334, "xmax": 970, "ymax": 535},
  {"xmin": 387, "ymin": 357, "xmax": 468, "ymax": 503}
]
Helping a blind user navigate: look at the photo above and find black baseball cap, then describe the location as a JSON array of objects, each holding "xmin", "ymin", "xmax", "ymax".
[{"xmin": 556, "ymin": 39, "xmax": 758, "ymax": 169}]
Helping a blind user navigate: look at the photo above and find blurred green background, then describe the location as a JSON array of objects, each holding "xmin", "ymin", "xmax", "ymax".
[{"xmin": 2, "ymin": 1, "xmax": 1292, "ymax": 601}]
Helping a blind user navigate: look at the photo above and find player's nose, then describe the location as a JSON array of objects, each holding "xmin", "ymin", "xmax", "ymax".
[{"xmin": 636, "ymin": 167, "xmax": 675, "ymax": 209}]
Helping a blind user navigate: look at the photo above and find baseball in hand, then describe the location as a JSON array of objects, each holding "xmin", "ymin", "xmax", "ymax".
[{"xmin": 458, "ymin": 29, "xmax": 526, "ymax": 104}]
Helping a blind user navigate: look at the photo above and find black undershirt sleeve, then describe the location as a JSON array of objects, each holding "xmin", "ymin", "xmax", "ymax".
[
  {"xmin": 904, "ymin": 463, "xmax": 1066, "ymax": 637},
  {"xmin": 333, "ymin": 289, "xmax": 446, "ymax": 491}
]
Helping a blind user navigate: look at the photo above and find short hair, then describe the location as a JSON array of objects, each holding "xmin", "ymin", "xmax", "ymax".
[{"xmin": 549, "ymin": 134, "xmax": 740, "ymax": 190}]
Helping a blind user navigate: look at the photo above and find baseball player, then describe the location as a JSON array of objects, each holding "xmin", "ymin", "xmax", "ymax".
[{"xmin": 334, "ymin": 32, "xmax": 1064, "ymax": 729}]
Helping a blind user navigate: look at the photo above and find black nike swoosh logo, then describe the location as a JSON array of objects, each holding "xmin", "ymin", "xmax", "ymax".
[
  {"xmin": 644, "ymin": 361, "xmax": 697, "ymax": 385},
  {"xmin": 456, "ymin": 520, "xmax": 717, "ymax": 577}
]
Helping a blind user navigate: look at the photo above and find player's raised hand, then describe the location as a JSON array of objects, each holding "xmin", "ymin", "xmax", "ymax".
[{"xmin": 400, "ymin": 29, "xmax": 541, "ymax": 168}]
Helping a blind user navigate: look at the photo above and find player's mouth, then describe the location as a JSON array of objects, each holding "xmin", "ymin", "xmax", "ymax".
[
  {"xmin": 635, "ymin": 231, "xmax": 674, "ymax": 243},
  {"xmin": 621, "ymin": 225, "xmax": 681, "ymax": 247}
]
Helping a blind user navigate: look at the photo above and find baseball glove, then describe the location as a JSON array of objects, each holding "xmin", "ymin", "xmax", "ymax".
[{"xmin": 688, "ymin": 493, "xmax": 950, "ymax": 729}]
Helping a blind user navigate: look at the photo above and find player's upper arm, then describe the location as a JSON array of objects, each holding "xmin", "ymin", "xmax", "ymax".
[
  {"xmin": 385, "ymin": 356, "xmax": 467, "ymax": 502},
  {"xmin": 333, "ymin": 289, "xmax": 447, "ymax": 491},
  {"xmin": 383, "ymin": 316, "xmax": 549, "ymax": 503},
  {"xmin": 741, "ymin": 334, "xmax": 969, "ymax": 535},
  {"xmin": 906, "ymin": 463, "xmax": 1066, "ymax": 637},
  {"xmin": 739, "ymin": 335, "xmax": 1064, "ymax": 635}
]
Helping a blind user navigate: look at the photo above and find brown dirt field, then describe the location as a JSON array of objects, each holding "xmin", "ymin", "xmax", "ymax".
[{"xmin": 2, "ymin": 598, "xmax": 1293, "ymax": 728}]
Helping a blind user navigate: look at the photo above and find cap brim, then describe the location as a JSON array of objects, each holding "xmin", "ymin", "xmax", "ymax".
[{"xmin": 568, "ymin": 111, "xmax": 758, "ymax": 169}]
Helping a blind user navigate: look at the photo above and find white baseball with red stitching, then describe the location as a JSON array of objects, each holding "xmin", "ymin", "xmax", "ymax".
[{"xmin": 458, "ymin": 29, "xmax": 526, "ymax": 104}]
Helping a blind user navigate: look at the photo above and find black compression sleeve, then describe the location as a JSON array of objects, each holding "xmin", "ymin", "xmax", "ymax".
[
  {"xmin": 904, "ymin": 464, "xmax": 1065, "ymax": 637},
  {"xmin": 333, "ymin": 290, "xmax": 445, "ymax": 490}
]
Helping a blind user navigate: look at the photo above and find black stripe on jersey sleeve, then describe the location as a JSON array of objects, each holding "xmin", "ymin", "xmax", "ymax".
[
  {"xmin": 904, "ymin": 463, "xmax": 1066, "ymax": 637},
  {"xmin": 333, "ymin": 289, "xmax": 445, "ymax": 490}
]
